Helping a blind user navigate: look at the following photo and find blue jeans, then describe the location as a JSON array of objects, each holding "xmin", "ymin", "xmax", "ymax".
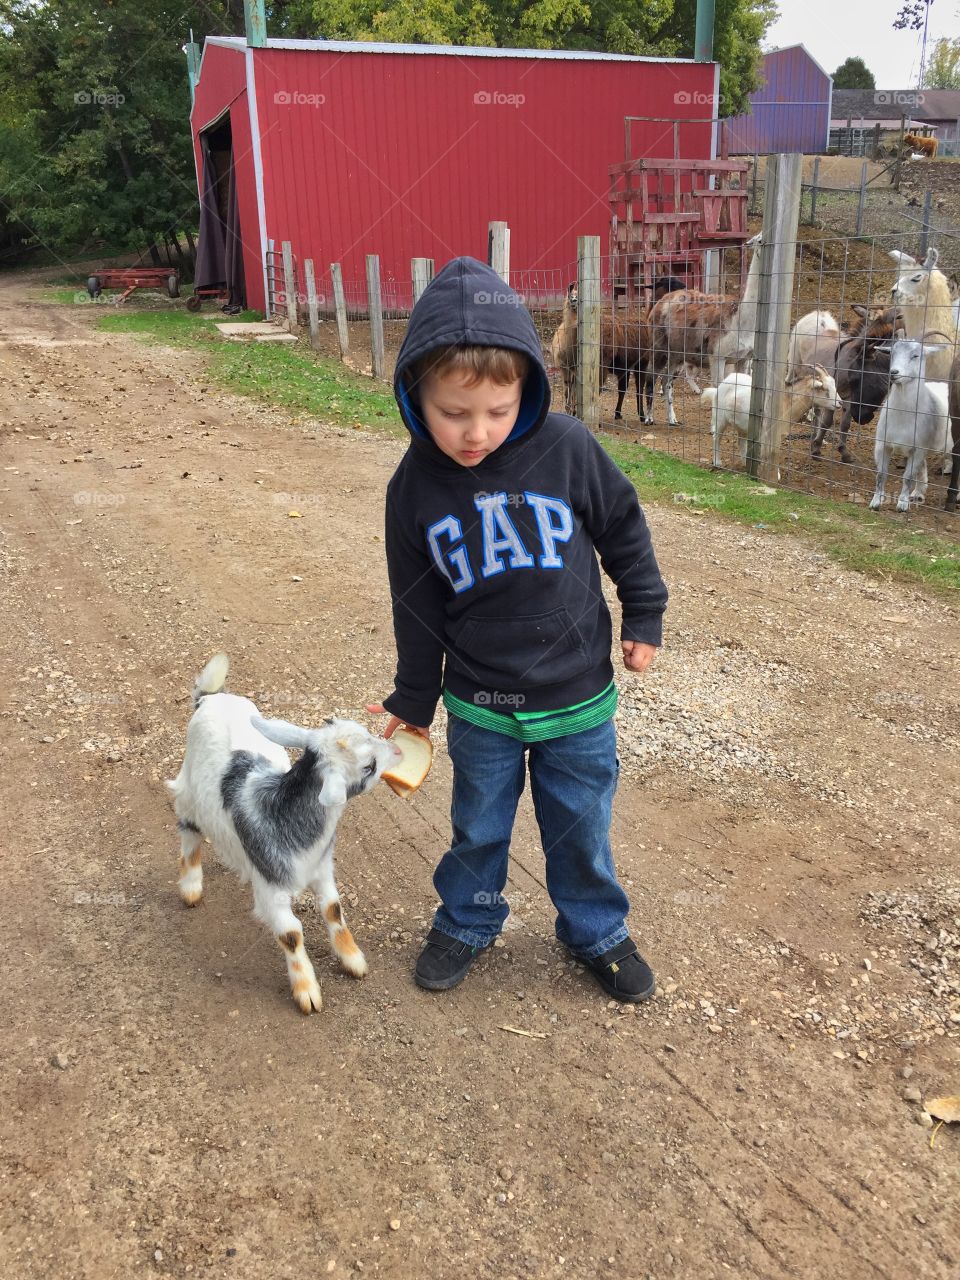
[{"xmin": 431, "ymin": 714, "xmax": 630, "ymax": 959}]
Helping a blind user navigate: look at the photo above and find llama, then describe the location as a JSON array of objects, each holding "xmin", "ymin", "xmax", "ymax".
[
  {"xmin": 889, "ymin": 249, "xmax": 959, "ymax": 382},
  {"xmin": 549, "ymin": 284, "xmax": 653, "ymax": 420},
  {"xmin": 646, "ymin": 233, "xmax": 763, "ymax": 425},
  {"xmin": 786, "ymin": 310, "xmax": 841, "ymax": 385}
]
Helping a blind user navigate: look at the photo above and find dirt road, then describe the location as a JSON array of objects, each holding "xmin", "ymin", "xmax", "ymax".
[{"xmin": 2, "ymin": 272, "xmax": 959, "ymax": 1279}]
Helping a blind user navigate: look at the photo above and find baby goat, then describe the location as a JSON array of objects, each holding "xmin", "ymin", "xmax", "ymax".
[
  {"xmin": 869, "ymin": 339, "xmax": 951, "ymax": 512},
  {"xmin": 167, "ymin": 654, "xmax": 401, "ymax": 1014}
]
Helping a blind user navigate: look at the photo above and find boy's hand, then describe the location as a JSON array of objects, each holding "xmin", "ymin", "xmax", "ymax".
[
  {"xmin": 621, "ymin": 641, "xmax": 657, "ymax": 673},
  {"xmin": 365, "ymin": 702, "xmax": 431, "ymax": 741}
]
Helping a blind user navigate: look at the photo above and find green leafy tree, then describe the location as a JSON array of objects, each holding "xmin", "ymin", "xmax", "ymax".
[
  {"xmin": 924, "ymin": 35, "xmax": 960, "ymax": 88},
  {"xmin": 832, "ymin": 56, "xmax": 875, "ymax": 89},
  {"xmin": 0, "ymin": 0, "xmax": 774, "ymax": 263},
  {"xmin": 311, "ymin": 0, "xmax": 776, "ymax": 114},
  {"xmin": 0, "ymin": 0, "xmax": 315, "ymax": 262}
]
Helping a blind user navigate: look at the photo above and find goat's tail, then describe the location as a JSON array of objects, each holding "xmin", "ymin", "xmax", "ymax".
[
  {"xmin": 700, "ymin": 387, "xmax": 718, "ymax": 409},
  {"xmin": 193, "ymin": 652, "xmax": 230, "ymax": 707}
]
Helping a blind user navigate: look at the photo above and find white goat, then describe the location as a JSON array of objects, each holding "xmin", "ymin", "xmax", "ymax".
[
  {"xmin": 704, "ymin": 365, "xmax": 841, "ymax": 473},
  {"xmin": 786, "ymin": 310, "xmax": 841, "ymax": 385},
  {"xmin": 869, "ymin": 339, "xmax": 951, "ymax": 512},
  {"xmin": 166, "ymin": 654, "xmax": 402, "ymax": 1014}
]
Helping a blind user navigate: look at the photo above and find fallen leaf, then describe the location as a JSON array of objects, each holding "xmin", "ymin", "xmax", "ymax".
[
  {"xmin": 287, "ymin": 510, "xmax": 302, "ymax": 518},
  {"xmin": 926, "ymin": 1095, "xmax": 960, "ymax": 1123}
]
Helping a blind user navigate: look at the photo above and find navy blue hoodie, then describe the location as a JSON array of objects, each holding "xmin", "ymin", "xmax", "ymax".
[{"xmin": 382, "ymin": 257, "xmax": 667, "ymax": 729}]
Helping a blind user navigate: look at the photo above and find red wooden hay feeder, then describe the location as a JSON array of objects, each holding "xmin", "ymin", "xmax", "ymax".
[{"xmin": 609, "ymin": 118, "xmax": 750, "ymax": 305}]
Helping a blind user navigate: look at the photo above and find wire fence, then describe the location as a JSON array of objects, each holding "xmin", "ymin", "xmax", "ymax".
[
  {"xmin": 269, "ymin": 200, "xmax": 960, "ymax": 528},
  {"xmin": 560, "ymin": 231, "xmax": 960, "ymax": 529}
]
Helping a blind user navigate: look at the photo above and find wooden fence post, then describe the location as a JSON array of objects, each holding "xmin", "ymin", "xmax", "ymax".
[
  {"xmin": 575, "ymin": 235, "xmax": 601, "ymax": 431},
  {"xmin": 281, "ymin": 240, "xmax": 298, "ymax": 333},
  {"xmin": 330, "ymin": 263, "xmax": 349, "ymax": 357},
  {"xmin": 411, "ymin": 258, "xmax": 434, "ymax": 305},
  {"xmin": 919, "ymin": 189, "xmax": 933, "ymax": 258},
  {"xmin": 488, "ymin": 221, "xmax": 510, "ymax": 284},
  {"xmin": 855, "ymin": 161, "xmax": 868, "ymax": 234},
  {"xmin": 894, "ymin": 115, "xmax": 906, "ymax": 190},
  {"xmin": 809, "ymin": 156, "xmax": 820, "ymax": 225},
  {"xmin": 366, "ymin": 254, "xmax": 385, "ymax": 380},
  {"xmin": 304, "ymin": 259, "xmax": 321, "ymax": 350},
  {"xmin": 746, "ymin": 153, "xmax": 803, "ymax": 486}
]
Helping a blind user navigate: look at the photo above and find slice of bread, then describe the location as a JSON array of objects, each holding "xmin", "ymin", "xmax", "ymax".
[{"xmin": 382, "ymin": 728, "xmax": 434, "ymax": 797}]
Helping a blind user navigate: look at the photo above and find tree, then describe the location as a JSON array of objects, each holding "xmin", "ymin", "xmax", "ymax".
[
  {"xmin": 311, "ymin": 0, "xmax": 777, "ymax": 115},
  {"xmin": 924, "ymin": 36, "xmax": 960, "ymax": 88},
  {"xmin": 832, "ymin": 56, "xmax": 875, "ymax": 89}
]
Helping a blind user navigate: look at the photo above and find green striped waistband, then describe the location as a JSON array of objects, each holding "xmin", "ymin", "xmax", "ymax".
[{"xmin": 442, "ymin": 681, "xmax": 617, "ymax": 742}]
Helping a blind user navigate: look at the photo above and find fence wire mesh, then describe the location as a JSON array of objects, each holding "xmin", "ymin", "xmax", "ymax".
[{"xmin": 283, "ymin": 223, "xmax": 959, "ymax": 528}]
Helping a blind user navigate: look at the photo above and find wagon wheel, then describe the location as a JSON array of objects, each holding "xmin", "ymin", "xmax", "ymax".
[
  {"xmin": 186, "ymin": 294, "xmax": 202, "ymax": 312},
  {"xmin": 166, "ymin": 274, "xmax": 180, "ymax": 299},
  {"xmin": 87, "ymin": 276, "xmax": 102, "ymax": 299}
]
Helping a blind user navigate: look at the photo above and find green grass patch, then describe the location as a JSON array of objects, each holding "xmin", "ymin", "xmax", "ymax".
[
  {"xmin": 94, "ymin": 307, "xmax": 402, "ymax": 433},
  {"xmin": 604, "ymin": 436, "xmax": 960, "ymax": 595}
]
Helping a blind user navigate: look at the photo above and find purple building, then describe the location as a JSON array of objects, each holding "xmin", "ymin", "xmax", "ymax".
[{"xmin": 723, "ymin": 45, "xmax": 832, "ymax": 155}]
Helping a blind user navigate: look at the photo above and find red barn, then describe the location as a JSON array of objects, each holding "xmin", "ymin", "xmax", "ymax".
[{"xmin": 189, "ymin": 35, "xmax": 719, "ymax": 315}]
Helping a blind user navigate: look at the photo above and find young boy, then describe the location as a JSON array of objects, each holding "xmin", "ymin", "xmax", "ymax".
[{"xmin": 367, "ymin": 256, "xmax": 667, "ymax": 1003}]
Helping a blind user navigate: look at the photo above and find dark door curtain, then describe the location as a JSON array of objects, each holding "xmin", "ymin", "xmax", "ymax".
[{"xmin": 194, "ymin": 131, "xmax": 246, "ymax": 309}]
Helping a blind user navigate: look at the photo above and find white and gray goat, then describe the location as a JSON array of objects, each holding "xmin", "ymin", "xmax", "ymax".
[
  {"xmin": 166, "ymin": 654, "xmax": 402, "ymax": 1014},
  {"xmin": 869, "ymin": 338, "xmax": 951, "ymax": 512}
]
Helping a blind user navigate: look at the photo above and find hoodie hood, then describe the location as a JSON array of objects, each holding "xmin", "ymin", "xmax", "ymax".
[{"xmin": 392, "ymin": 257, "xmax": 551, "ymax": 467}]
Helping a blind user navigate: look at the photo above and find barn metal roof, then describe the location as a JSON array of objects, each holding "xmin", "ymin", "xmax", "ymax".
[{"xmin": 205, "ymin": 35, "xmax": 698, "ymax": 64}]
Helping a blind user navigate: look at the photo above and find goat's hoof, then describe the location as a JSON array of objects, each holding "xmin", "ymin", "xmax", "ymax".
[
  {"xmin": 179, "ymin": 886, "xmax": 203, "ymax": 907},
  {"xmin": 868, "ymin": 497, "xmax": 883, "ymax": 510},
  {"xmin": 292, "ymin": 976, "xmax": 323, "ymax": 1014},
  {"xmin": 337, "ymin": 947, "xmax": 369, "ymax": 979}
]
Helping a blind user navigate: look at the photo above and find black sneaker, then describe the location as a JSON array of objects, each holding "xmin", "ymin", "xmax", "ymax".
[
  {"xmin": 573, "ymin": 937, "xmax": 656, "ymax": 1003},
  {"xmin": 415, "ymin": 927, "xmax": 489, "ymax": 991}
]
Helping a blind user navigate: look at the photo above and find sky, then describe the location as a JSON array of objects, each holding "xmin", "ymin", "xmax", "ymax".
[{"xmin": 764, "ymin": 0, "xmax": 959, "ymax": 88}]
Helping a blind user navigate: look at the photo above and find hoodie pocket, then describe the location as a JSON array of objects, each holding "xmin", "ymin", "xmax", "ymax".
[{"xmin": 453, "ymin": 607, "xmax": 591, "ymax": 688}]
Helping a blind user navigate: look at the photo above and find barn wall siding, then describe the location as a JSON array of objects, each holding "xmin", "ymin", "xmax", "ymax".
[
  {"xmin": 192, "ymin": 41, "xmax": 718, "ymax": 313},
  {"xmin": 724, "ymin": 46, "xmax": 831, "ymax": 155}
]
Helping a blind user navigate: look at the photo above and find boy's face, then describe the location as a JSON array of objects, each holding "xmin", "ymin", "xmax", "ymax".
[{"xmin": 418, "ymin": 367, "xmax": 523, "ymax": 467}]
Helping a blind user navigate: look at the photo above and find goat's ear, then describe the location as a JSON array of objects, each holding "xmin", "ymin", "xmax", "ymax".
[
  {"xmin": 889, "ymin": 250, "xmax": 917, "ymax": 267},
  {"xmin": 251, "ymin": 714, "xmax": 312, "ymax": 752},
  {"xmin": 851, "ymin": 304, "xmax": 868, "ymax": 318},
  {"xmin": 923, "ymin": 247, "xmax": 939, "ymax": 271},
  {"xmin": 319, "ymin": 769, "xmax": 348, "ymax": 808}
]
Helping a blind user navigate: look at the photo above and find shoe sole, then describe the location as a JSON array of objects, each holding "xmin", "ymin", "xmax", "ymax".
[{"xmin": 414, "ymin": 967, "xmax": 474, "ymax": 991}]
